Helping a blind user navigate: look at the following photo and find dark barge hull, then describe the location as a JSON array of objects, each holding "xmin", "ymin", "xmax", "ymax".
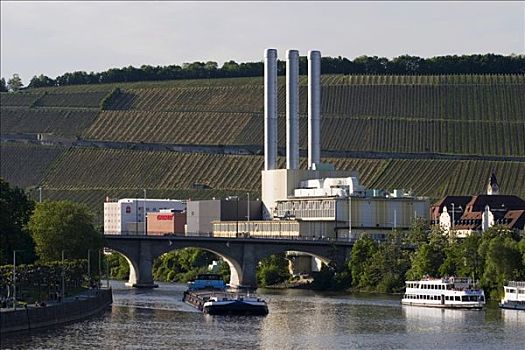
[
  {"xmin": 203, "ymin": 302, "xmax": 268, "ymax": 316},
  {"xmin": 183, "ymin": 291, "xmax": 268, "ymax": 315}
]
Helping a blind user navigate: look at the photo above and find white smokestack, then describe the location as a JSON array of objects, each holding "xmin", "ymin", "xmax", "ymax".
[
  {"xmin": 286, "ymin": 49, "xmax": 299, "ymax": 170},
  {"xmin": 264, "ymin": 48, "xmax": 278, "ymax": 170},
  {"xmin": 308, "ymin": 50, "xmax": 321, "ymax": 169}
]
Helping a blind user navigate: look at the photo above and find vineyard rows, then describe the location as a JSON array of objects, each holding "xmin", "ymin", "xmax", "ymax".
[
  {"xmin": 317, "ymin": 84, "xmax": 524, "ymax": 121},
  {"xmin": 1, "ymin": 107, "xmax": 99, "ymax": 137},
  {"xmin": 320, "ymin": 117, "xmax": 525, "ymax": 156},
  {"xmin": 108, "ymin": 86, "xmax": 266, "ymax": 113},
  {"xmin": 41, "ymin": 148, "xmax": 525, "ymax": 201},
  {"xmin": 33, "ymin": 91, "xmax": 108, "ymax": 108},
  {"xmin": 84, "ymin": 110, "xmax": 525, "ymax": 156},
  {"xmin": 0, "ymin": 143, "xmax": 64, "ymax": 188},
  {"xmin": 0, "ymin": 93, "xmax": 42, "ymax": 107},
  {"xmin": 103, "ymin": 82, "xmax": 524, "ymax": 122},
  {"xmin": 84, "ymin": 110, "xmax": 256, "ymax": 145},
  {"xmin": 318, "ymin": 74, "xmax": 525, "ymax": 86}
]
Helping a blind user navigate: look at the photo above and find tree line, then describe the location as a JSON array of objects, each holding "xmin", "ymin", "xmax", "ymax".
[
  {"xmin": 0, "ymin": 179, "xmax": 104, "ymax": 302},
  {"xmin": 1, "ymin": 54, "xmax": 523, "ymax": 91}
]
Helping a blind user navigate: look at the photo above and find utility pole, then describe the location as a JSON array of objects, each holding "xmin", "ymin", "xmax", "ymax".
[
  {"xmin": 143, "ymin": 189, "xmax": 147, "ymax": 235},
  {"xmin": 61, "ymin": 250, "xmax": 65, "ymax": 302},
  {"xmin": 348, "ymin": 195, "xmax": 352, "ymax": 241},
  {"xmin": 106, "ymin": 254, "xmax": 110, "ymax": 288},
  {"xmin": 451, "ymin": 202, "xmax": 455, "ymax": 232},
  {"xmin": 227, "ymin": 196, "xmax": 239, "ymax": 237},
  {"xmin": 12, "ymin": 250, "xmax": 22, "ymax": 309},
  {"xmin": 246, "ymin": 192, "xmax": 250, "ymax": 235},
  {"xmin": 38, "ymin": 186, "xmax": 42, "ymax": 203},
  {"xmin": 98, "ymin": 249, "xmax": 102, "ymax": 287},
  {"xmin": 394, "ymin": 209, "xmax": 397, "ymax": 230},
  {"xmin": 87, "ymin": 249, "xmax": 91, "ymax": 285}
]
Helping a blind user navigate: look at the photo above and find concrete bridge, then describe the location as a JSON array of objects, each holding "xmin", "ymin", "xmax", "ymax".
[{"xmin": 104, "ymin": 235, "xmax": 354, "ymax": 288}]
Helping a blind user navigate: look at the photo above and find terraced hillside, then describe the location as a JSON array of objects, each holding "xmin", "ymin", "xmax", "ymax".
[
  {"xmin": 1, "ymin": 74, "xmax": 524, "ymax": 216},
  {"xmin": 83, "ymin": 74, "xmax": 525, "ymax": 156},
  {"xmin": 0, "ymin": 143, "xmax": 64, "ymax": 188},
  {"xmin": 0, "ymin": 90, "xmax": 107, "ymax": 138},
  {"xmin": 41, "ymin": 148, "xmax": 525, "ymax": 206}
]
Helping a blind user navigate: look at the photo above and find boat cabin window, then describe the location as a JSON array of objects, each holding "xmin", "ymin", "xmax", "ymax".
[
  {"xmin": 507, "ymin": 288, "xmax": 516, "ymax": 293},
  {"xmin": 455, "ymin": 296, "xmax": 460, "ymax": 301},
  {"xmin": 196, "ymin": 274, "xmax": 223, "ymax": 280}
]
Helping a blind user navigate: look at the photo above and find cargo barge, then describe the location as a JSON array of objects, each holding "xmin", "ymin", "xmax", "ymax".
[{"xmin": 182, "ymin": 274, "xmax": 268, "ymax": 316}]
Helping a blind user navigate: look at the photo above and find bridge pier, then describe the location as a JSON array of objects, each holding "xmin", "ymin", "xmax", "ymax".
[
  {"xmin": 125, "ymin": 256, "xmax": 158, "ymax": 288},
  {"xmin": 235, "ymin": 245, "xmax": 259, "ymax": 288}
]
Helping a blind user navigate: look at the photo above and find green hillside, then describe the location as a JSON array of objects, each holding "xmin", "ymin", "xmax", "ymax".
[{"xmin": 1, "ymin": 73, "xmax": 524, "ymax": 216}]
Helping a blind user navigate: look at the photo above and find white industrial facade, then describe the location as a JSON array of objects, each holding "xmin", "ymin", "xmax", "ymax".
[{"xmin": 104, "ymin": 198, "xmax": 186, "ymax": 235}]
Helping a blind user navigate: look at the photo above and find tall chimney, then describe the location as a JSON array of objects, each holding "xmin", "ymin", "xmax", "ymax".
[
  {"xmin": 286, "ymin": 49, "xmax": 299, "ymax": 170},
  {"xmin": 264, "ymin": 48, "xmax": 278, "ymax": 170},
  {"xmin": 308, "ymin": 50, "xmax": 321, "ymax": 169}
]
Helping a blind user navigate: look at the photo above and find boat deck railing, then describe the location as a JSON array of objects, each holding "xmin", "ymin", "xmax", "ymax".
[
  {"xmin": 508, "ymin": 281, "xmax": 525, "ymax": 288},
  {"xmin": 191, "ymin": 290, "xmax": 260, "ymax": 301}
]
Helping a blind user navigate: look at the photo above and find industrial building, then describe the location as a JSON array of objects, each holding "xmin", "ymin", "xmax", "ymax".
[
  {"xmin": 187, "ymin": 198, "xmax": 262, "ymax": 236},
  {"xmin": 146, "ymin": 210, "xmax": 187, "ymax": 236},
  {"xmin": 212, "ymin": 48, "xmax": 430, "ymax": 242},
  {"xmin": 104, "ymin": 198, "xmax": 186, "ymax": 235}
]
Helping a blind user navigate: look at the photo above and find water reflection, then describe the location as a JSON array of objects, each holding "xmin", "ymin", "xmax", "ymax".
[
  {"xmin": 1, "ymin": 281, "xmax": 524, "ymax": 350},
  {"xmin": 501, "ymin": 308, "xmax": 525, "ymax": 327}
]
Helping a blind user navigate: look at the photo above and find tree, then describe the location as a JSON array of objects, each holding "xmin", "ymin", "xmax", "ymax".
[
  {"xmin": 152, "ymin": 248, "xmax": 221, "ymax": 282},
  {"xmin": 28, "ymin": 74, "xmax": 55, "ymax": 88},
  {"xmin": 360, "ymin": 242, "xmax": 410, "ymax": 293},
  {"xmin": 7, "ymin": 73, "xmax": 23, "ymax": 91},
  {"xmin": 256, "ymin": 253, "xmax": 290, "ymax": 286},
  {"xmin": 27, "ymin": 200, "xmax": 103, "ymax": 262},
  {"xmin": 406, "ymin": 226, "xmax": 448, "ymax": 279},
  {"xmin": 405, "ymin": 218, "xmax": 430, "ymax": 247},
  {"xmin": 481, "ymin": 236, "xmax": 523, "ymax": 299},
  {"xmin": 106, "ymin": 252, "xmax": 130, "ymax": 280},
  {"xmin": 0, "ymin": 78, "xmax": 8, "ymax": 92},
  {"xmin": 349, "ymin": 236, "xmax": 377, "ymax": 287},
  {"xmin": 0, "ymin": 179, "xmax": 35, "ymax": 265}
]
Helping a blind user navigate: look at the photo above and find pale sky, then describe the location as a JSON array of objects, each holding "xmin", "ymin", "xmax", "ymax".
[{"xmin": 1, "ymin": 1, "xmax": 524, "ymax": 84}]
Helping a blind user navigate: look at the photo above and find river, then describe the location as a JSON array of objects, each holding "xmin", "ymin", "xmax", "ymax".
[{"xmin": 2, "ymin": 280, "xmax": 524, "ymax": 350}]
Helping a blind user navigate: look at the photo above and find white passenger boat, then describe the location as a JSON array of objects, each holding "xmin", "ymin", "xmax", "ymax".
[
  {"xmin": 402, "ymin": 277, "xmax": 485, "ymax": 309},
  {"xmin": 499, "ymin": 281, "xmax": 525, "ymax": 310}
]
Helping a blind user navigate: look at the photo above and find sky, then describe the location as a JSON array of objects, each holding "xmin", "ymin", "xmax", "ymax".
[{"xmin": 1, "ymin": 1, "xmax": 524, "ymax": 84}]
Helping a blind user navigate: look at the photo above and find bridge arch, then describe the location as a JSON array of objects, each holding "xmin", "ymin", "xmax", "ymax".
[
  {"xmin": 155, "ymin": 245, "xmax": 244, "ymax": 287},
  {"xmin": 104, "ymin": 246, "xmax": 143, "ymax": 288}
]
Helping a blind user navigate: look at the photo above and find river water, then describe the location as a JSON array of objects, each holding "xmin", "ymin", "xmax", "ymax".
[{"xmin": 2, "ymin": 280, "xmax": 524, "ymax": 350}]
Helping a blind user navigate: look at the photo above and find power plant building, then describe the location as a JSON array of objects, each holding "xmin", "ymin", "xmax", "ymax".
[{"xmin": 212, "ymin": 48, "xmax": 430, "ymax": 240}]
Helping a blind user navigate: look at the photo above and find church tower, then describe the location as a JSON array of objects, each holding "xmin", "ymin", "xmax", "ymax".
[{"xmin": 487, "ymin": 173, "xmax": 500, "ymax": 195}]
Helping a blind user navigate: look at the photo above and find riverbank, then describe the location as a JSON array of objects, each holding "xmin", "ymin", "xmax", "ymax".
[{"xmin": 0, "ymin": 288, "xmax": 112, "ymax": 334}]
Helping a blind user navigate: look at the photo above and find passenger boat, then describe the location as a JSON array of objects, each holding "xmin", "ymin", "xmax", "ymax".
[
  {"xmin": 499, "ymin": 281, "xmax": 525, "ymax": 310},
  {"xmin": 182, "ymin": 274, "xmax": 268, "ymax": 316},
  {"xmin": 402, "ymin": 277, "xmax": 485, "ymax": 309}
]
